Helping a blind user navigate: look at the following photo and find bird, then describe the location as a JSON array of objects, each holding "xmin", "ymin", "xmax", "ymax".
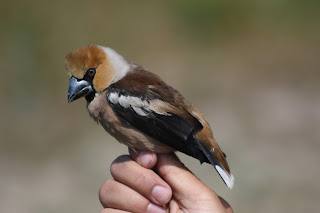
[{"xmin": 66, "ymin": 44, "xmax": 234, "ymax": 188}]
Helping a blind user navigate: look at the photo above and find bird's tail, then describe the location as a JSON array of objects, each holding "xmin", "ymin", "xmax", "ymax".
[{"xmin": 196, "ymin": 140, "xmax": 234, "ymax": 189}]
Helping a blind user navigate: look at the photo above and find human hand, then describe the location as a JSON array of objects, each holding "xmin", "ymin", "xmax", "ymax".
[{"xmin": 99, "ymin": 148, "xmax": 233, "ymax": 213}]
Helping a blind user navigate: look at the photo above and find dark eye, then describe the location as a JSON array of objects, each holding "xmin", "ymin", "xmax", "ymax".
[{"xmin": 88, "ymin": 68, "xmax": 96, "ymax": 76}]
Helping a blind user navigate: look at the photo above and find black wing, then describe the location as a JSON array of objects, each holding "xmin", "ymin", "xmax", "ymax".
[{"xmin": 107, "ymin": 87, "xmax": 207, "ymax": 161}]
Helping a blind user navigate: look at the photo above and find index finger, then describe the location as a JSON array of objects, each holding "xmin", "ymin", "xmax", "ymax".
[{"xmin": 110, "ymin": 155, "xmax": 172, "ymax": 205}]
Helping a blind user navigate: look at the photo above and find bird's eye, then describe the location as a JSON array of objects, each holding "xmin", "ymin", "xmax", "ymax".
[{"xmin": 88, "ymin": 68, "xmax": 96, "ymax": 76}]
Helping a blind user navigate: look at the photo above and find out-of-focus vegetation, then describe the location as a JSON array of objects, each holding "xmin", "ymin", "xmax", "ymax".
[{"xmin": 0, "ymin": 1, "xmax": 319, "ymax": 213}]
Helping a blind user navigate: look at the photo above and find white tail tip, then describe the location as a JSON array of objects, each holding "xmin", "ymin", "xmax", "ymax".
[{"xmin": 215, "ymin": 165, "xmax": 234, "ymax": 189}]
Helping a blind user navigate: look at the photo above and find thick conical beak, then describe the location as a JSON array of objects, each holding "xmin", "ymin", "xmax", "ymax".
[{"xmin": 68, "ymin": 76, "xmax": 94, "ymax": 103}]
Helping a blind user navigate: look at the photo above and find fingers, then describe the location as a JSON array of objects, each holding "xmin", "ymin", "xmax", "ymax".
[
  {"xmin": 99, "ymin": 179, "xmax": 166, "ymax": 213},
  {"xmin": 101, "ymin": 150, "xmax": 233, "ymax": 213},
  {"xmin": 99, "ymin": 154, "xmax": 171, "ymax": 212},
  {"xmin": 155, "ymin": 152, "xmax": 221, "ymax": 203},
  {"xmin": 109, "ymin": 155, "xmax": 172, "ymax": 205},
  {"xmin": 128, "ymin": 147, "xmax": 157, "ymax": 169}
]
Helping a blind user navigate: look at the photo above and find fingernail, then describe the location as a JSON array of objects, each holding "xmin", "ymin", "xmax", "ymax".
[
  {"xmin": 139, "ymin": 152, "xmax": 153, "ymax": 167},
  {"xmin": 147, "ymin": 203, "xmax": 166, "ymax": 213},
  {"xmin": 152, "ymin": 185, "xmax": 171, "ymax": 205}
]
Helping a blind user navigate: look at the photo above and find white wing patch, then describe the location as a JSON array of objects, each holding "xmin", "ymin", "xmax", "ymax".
[
  {"xmin": 130, "ymin": 97, "xmax": 149, "ymax": 108},
  {"xmin": 108, "ymin": 92, "xmax": 119, "ymax": 104},
  {"xmin": 108, "ymin": 92, "xmax": 174, "ymax": 117},
  {"xmin": 118, "ymin": 95, "xmax": 131, "ymax": 108},
  {"xmin": 132, "ymin": 106, "xmax": 148, "ymax": 116},
  {"xmin": 108, "ymin": 92, "xmax": 161, "ymax": 116}
]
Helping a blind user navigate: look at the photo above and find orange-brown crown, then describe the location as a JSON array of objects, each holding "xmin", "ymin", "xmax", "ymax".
[{"xmin": 65, "ymin": 44, "xmax": 115, "ymax": 92}]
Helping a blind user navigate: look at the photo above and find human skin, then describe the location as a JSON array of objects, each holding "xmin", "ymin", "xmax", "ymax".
[{"xmin": 99, "ymin": 148, "xmax": 233, "ymax": 213}]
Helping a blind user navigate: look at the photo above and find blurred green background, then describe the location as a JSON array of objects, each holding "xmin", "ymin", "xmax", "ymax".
[{"xmin": 1, "ymin": 1, "xmax": 319, "ymax": 212}]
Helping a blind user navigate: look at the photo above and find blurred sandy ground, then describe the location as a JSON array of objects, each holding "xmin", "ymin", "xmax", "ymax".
[{"xmin": 0, "ymin": 1, "xmax": 319, "ymax": 212}]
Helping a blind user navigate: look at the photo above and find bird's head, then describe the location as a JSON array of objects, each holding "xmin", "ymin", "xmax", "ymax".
[{"xmin": 66, "ymin": 44, "xmax": 129, "ymax": 103}]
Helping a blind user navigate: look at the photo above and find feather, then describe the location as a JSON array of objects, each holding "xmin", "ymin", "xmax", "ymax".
[{"xmin": 195, "ymin": 136, "xmax": 234, "ymax": 189}]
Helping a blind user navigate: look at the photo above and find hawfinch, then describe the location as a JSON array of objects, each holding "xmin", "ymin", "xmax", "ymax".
[{"xmin": 66, "ymin": 45, "xmax": 234, "ymax": 188}]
